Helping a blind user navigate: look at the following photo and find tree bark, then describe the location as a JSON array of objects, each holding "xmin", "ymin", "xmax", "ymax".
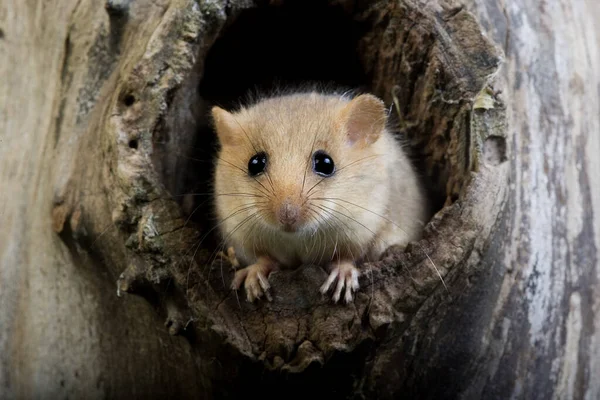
[{"xmin": 0, "ymin": 0, "xmax": 598, "ymax": 399}]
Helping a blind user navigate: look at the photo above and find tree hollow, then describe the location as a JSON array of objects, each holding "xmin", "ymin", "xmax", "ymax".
[{"xmin": 78, "ymin": 0, "xmax": 507, "ymax": 397}]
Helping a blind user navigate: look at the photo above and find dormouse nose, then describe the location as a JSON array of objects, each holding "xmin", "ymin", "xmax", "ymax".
[{"xmin": 278, "ymin": 199, "xmax": 300, "ymax": 227}]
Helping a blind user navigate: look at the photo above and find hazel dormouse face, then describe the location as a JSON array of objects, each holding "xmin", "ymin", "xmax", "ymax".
[{"xmin": 211, "ymin": 92, "xmax": 390, "ymax": 238}]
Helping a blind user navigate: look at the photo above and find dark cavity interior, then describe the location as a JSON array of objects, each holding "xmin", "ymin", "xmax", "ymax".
[{"xmin": 198, "ymin": 3, "xmax": 369, "ymax": 110}]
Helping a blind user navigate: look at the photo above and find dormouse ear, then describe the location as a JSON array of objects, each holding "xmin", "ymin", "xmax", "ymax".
[
  {"xmin": 338, "ymin": 94, "xmax": 387, "ymax": 146},
  {"xmin": 211, "ymin": 106, "xmax": 242, "ymax": 147}
]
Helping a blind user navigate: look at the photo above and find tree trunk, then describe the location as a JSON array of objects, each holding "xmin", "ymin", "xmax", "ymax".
[{"xmin": 1, "ymin": 0, "xmax": 598, "ymax": 399}]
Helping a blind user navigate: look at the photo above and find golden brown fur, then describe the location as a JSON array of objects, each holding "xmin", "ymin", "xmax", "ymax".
[{"xmin": 211, "ymin": 91, "xmax": 429, "ymax": 303}]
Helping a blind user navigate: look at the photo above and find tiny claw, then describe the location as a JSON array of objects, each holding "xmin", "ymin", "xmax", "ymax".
[
  {"xmin": 257, "ymin": 272, "xmax": 272, "ymax": 301},
  {"xmin": 351, "ymin": 269, "xmax": 359, "ymax": 291},
  {"xmin": 231, "ymin": 259, "xmax": 274, "ymax": 303},
  {"xmin": 321, "ymin": 262, "xmax": 360, "ymax": 304},
  {"xmin": 217, "ymin": 246, "xmax": 241, "ymax": 271},
  {"xmin": 264, "ymin": 290, "xmax": 273, "ymax": 302},
  {"xmin": 216, "ymin": 251, "xmax": 226, "ymax": 259},
  {"xmin": 344, "ymin": 275, "xmax": 353, "ymax": 303},
  {"xmin": 231, "ymin": 268, "xmax": 248, "ymax": 290},
  {"xmin": 333, "ymin": 273, "xmax": 345, "ymax": 303},
  {"xmin": 227, "ymin": 247, "xmax": 240, "ymax": 269},
  {"xmin": 320, "ymin": 268, "xmax": 339, "ymax": 294}
]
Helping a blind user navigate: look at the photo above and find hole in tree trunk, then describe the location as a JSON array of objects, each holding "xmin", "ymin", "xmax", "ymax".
[
  {"xmin": 124, "ymin": 0, "xmax": 505, "ymax": 392},
  {"xmin": 154, "ymin": 1, "xmax": 450, "ymax": 251}
]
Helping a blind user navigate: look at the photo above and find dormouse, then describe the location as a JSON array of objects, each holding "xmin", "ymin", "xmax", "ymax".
[{"xmin": 211, "ymin": 91, "xmax": 429, "ymax": 303}]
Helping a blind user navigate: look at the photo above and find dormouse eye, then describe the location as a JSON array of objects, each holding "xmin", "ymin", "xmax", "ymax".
[
  {"xmin": 312, "ymin": 150, "xmax": 335, "ymax": 177},
  {"xmin": 248, "ymin": 152, "xmax": 267, "ymax": 176}
]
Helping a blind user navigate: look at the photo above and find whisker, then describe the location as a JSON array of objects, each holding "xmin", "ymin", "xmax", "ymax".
[
  {"xmin": 305, "ymin": 209, "xmax": 322, "ymax": 255},
  {"xmin": 306, "ymin": 177, "xmax": 326, "ymax": 197},
  {"xmin": 315, "ymin": 204, "xmax": 383, "ymax": 245},
  {"xmin": 182, "ymin": 201, "xmax": 205, "ymax": 228},
  {"xmin": 213, "ymin": 210, "xmax": 265, "ymax": 288},
  {"xmin": 315, "ymin": 197, "xmax": 445, "ymax": 290},
  {"xmin": 303, "ymin": 155, "xmax": 382, "ymax": 201},
  {"xmin": 216, "ymin": 157, "xmax": 273, "ymax": 197},
  {"xmin": 205, "ymin": 212, "xmax": 262, "ymax": 287},
  {"xmin": 148, "ymin": 146, "xmax": 212, "ymax": 163},
  {"xmin": 202, "ymin": 210, "xmax": 265, "ymax": 286},
  {"xmin": 89, "ymin": 223, "xmax": 115, "ymax": 249},
  {"xmin": 248, "ymin": 174, "xmax": 274, "ymax": 198},
  {"xmin": 216, "ymin": 157, "xmax": 247, "ymax": 175},
  {"xmin": 311, "ymin": 209, "xmax": 335, "ymax": 266},
  {"xmin": 177, "ymin": 192, "xmax": 265, "ymax": 229},
  {"xmin": 302, "ymin": 124, "xmax": 320, "ymax": 194},
  {"xmin": 182, "ymin": 201, "xmax": 267, "ymax": 288},
  {"xmin": 314, "ymin": 197, "xmax": 420, "ymax": 236},
  {"xmin": 172, "ymin": 192, "xmax": 264, "ymax": 199},
  {"xmin": 211, "ymin": 208, "xmax": 266, "ymax": 264},
  {"xmin": 317, "ymin": 205, "xmax": 359, "ymax": 261},
  {"xmin": 227, "ymin": 115, "xmax": 277, "ymax": 196},
  {"xmin": 422, "ymin": 251, "xmax": 447, "ymax": 290},
  {"xmin": 263, "ymin": 172, "xmax": 275, "ymax": 193},
  {"xmin": 187, "ymin": 199, "xmax": 266, "ymax": 234},
  {"xmin": 310, "ymin": 205, "xmax": 358, "ymax": 262},
  {"xmin": 334, "ymin": 154, "xmax": 382, "ymax": 173},
  {"xmin": 312, "ymin": 197, "xmax": 354, "ymax": 217}
]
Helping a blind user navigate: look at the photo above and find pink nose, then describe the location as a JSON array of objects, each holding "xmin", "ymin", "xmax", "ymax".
[{"xmin": 278, "ymin": 201, "xmax": 300, "ymax": 228}]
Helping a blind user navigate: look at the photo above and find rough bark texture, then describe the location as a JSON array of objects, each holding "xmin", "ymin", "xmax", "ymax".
[{"xmin": 0, "ymin": 0, "xmax": 598, "ymax": 399}]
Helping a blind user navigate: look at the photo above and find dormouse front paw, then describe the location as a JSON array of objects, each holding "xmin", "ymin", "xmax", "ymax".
[
  {"xmin": 320, "ymin": 261, "xmax": 360, "ymax": 304},
  {"xmin": 215, "ymin": 246, "xmax": 240, "ymax": 270},
  {"xmin": 230, "ymin": 257, "xmax": 275, "ymax": 302}
]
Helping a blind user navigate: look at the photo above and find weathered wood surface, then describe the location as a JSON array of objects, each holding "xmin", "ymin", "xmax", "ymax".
[
  {"xmin": 455, "ymin": 2, "xmax": 600, "ymax": 399},
  {"xmin": 0, "ymin": 0, "xmax": 598, "ymax": 399},
  {"xmin": 0, "ymin": 1, "xmax": 207, "ymax": 398}
]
